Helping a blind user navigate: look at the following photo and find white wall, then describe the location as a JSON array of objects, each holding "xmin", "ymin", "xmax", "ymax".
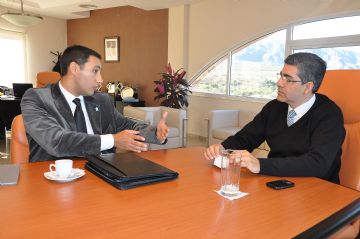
[
  {"xmin": 25, "ymin": 17, "xmax": 67, "ymax": 83},
  {"xmin": 168, "ymin": 5, "xmax": 186, "ymax": 71},
  {"xmin": 0, "ymin": 13, "xmax": 67, "ymax": 85},
  {"xmin": 168, "ymin": 0, "xmax": 360, "ymax": 137}
]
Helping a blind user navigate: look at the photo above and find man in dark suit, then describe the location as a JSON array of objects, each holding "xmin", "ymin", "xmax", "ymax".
[{"xmin": 21, "ymin": 45, "xmax": 169, "ymax": 162}]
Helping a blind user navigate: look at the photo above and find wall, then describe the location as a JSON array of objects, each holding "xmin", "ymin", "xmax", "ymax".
[
  {"xmin": 25, "ymin": 17, "xmax": 67, "ymax": 83},
  {"xmin": 168, "ymin": 0, "xmax": 360, "ymax": 137},
  {"xmin": 168, "ymin": 5, "xmax": 189, "ymax": 71},
  {"xmin": 0, "ymin": 13, "xmax": 67, "ymax": 85},
  {"xmin": 67, "ymin": 6, "xmax": 168, "ymax": 106}
]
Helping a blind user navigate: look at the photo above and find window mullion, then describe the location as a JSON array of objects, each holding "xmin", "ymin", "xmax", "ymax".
[
  {"xmin": 285, "ymin": 26, "xmax": 292, "ymax": 56},
  {"xmin": 289, "ymin": 34, "xmax": 360, "ymax": 49},
  {"xmin": 226, "ymin": 51, "xmax": 232, "ymax": 96}
]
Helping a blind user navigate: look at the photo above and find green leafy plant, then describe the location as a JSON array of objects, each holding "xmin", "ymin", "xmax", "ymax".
[{"xmin": 154, "ymin": 63, "xmax": 191, "ymax": 109}]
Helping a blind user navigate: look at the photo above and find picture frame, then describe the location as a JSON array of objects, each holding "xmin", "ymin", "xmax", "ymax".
[{"xmin": 104, "ymin": 36, "xmax": 120, "ymax": 62}]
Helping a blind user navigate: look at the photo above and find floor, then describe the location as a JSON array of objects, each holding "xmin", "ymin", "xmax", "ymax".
[{"xmin": 0, "ymin": 134, "xmax": 207, "ymax": 164}]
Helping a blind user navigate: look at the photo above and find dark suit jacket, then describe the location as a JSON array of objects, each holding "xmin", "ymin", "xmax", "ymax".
[{"xmin": 21, "ymin": 83, "xmax": 161, "ymax": 162}]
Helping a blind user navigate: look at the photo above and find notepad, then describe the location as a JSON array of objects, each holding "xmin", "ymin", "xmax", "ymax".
[{"xmin": 0, "ymin": 164, "xmax": 20, "ymax": 186}]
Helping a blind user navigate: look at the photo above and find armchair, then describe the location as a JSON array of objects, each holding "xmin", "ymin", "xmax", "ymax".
[
  {"xmin": 36, "ymin": 71, "xmax": 60, "ymax": 88},
  {"xmin": 318, "ymin": 70, "xmax": 360, "ymax": 239},
  {"xmin": 207, "ymin": 109, "xmax": 269, "ymax": 157},
  {"xmin": 123, "ymin": 106, "xmax": 187, "ymax": 150},
  {"xmin": 10, "ymin": 114, "xmax": 29, "ymax": 164}
]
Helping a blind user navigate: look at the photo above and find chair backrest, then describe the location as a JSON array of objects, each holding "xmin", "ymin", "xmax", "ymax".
[
  {"xmin": 123, "ymin": 106, "xmax": 154, "ymax": 124},
  {"xmin": 159, "ymin": 106, "xmax": 186, "ymax": 128},
  {"xmin": 318, "ymin": 70, "xmax": 360, "ymax": 191},
  {"xmin": 10, "ymin": 114, "xmax": 29, "ymax": 164},
  {"xmin": 36, "ymin": 71, "xmax": 60, "ymax": 88}
]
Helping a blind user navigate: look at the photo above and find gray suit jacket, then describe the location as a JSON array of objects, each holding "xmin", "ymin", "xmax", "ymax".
[{"xmin": 21, "ymin": 83, "xmax": 161, "ymax": 162}]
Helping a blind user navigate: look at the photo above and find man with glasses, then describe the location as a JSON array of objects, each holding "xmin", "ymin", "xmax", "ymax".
[
  {"xmin": 204, "ymin": 52, "xmax": 345, "ymax": 183},
  {"xmin": 21, "ymin": 45, "xmax": 169, "ymax": 162}
]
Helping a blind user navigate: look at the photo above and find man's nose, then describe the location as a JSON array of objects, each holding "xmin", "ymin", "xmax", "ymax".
[{"xmin": 97, "ymin": 74, "xmax": 103, "ymax": 83}]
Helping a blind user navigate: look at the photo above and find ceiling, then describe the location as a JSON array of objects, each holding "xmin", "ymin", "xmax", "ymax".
[{"xmin": 0, "ymin": 0, "xmax": 202, "ymax": 19}]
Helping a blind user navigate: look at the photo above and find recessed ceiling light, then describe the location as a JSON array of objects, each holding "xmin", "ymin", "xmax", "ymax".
[{"xmin": 79, "ymin": 4, "xmax": 98, "ymax": 9}]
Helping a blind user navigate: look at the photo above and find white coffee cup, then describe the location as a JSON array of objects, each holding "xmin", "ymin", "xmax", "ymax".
[{"xmin": 49, "ymin": 159, "xmax": 73, "ymax": 178}]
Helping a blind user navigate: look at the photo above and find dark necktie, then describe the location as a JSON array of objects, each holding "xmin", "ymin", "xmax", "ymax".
[{"xmin": 73, "ymin": 98, "xmax": 87, "ymax": 133}]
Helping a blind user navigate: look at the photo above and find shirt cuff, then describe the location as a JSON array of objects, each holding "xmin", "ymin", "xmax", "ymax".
[{"xmin": 100, "ymin": 134, "xmax": 114, "ymax": 151}]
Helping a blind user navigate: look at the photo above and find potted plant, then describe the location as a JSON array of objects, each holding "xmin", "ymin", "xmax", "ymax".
[
  {"xmin": 154, "ymin": 63, "xmax": 191, "ymax": 109},
  {"xmin": 50, "ymin": 51, "xmax": 62, "ymax": 73}
]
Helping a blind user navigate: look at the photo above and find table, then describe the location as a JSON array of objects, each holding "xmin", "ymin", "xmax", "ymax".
[
  {"xmin": 107, "ymin": 93, "xmax": 145, "ymax": 113},
  {"xmin": 115, "ymin": 100, "xmax": 145, "ymax": 113},
  {"xmin": 0, "ymin": 147, "xmax": 359, "ymax": 238},
  {"xmin": 0, "ymin": 98, "xmax": 21, "ymax": 139}
]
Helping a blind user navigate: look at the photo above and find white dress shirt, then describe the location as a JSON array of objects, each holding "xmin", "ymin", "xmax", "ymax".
[
  {"xmin": 288, "ymin": 94, "xmax": 316, "ymax": 124},
  {"xmin": 58, "ymin": 81, "xmax": 114, "ymax": 151}
]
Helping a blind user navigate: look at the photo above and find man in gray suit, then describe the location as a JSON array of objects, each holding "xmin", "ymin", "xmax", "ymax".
[{"xmin": 21, "ymin": 45, "xmax": 169, "ymax": 162}]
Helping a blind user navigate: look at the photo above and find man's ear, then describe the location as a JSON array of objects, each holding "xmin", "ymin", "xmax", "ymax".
[
  {"xmin": 68, "ymin": 62, "xmax": 79, "ymax": 75},
  {"xmin": 304, "ymin": 81, "xmax": 314, "ymax": 94}
]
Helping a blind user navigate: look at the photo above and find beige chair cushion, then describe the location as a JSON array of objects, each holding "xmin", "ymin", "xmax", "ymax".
[
  {"xmin": 168, "ymin": 127, "xmax": 179, "ymax": 138},
  {"xmin": 212, "ymin": 127, "xmax": 240, "ymax": 140}
]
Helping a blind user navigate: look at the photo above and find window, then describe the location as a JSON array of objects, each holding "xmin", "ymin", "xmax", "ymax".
[
  {"xmin": 293, "ymin": 46, "xmax": 360, "ymax": 69},
  {"xmin": 292, "ymin": 15, "xmax": 360, "ymax": 40},
  {"xmin": 0, "ymin": 30, "xmax": 26, "ymax": 88},
  {"xmin": 191, "ymin": 56, "xmax": 228, "ymax": 94},
  {"xmin": 191, "ymin": 15, "xmax": 360, "ymax": 99},
  {"xmin": 230, "ymin": 30, "xmax": 285, "ymax": 99}
]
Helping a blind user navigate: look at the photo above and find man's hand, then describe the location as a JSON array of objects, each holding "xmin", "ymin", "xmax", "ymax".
[
  {"xmin": 239, "ymin": 150, "xmax": 260, "ymax": 173},
  {"xmin": 204, "ymin": 143, "xmax": 224, "ymax": 160},
  {"xmin": 113, "ymin": 130, "xmax": 148, "ymax": 153},
  {"xmin": 156, "ymin": 111, "xmax": 169, "ymax": 142}
]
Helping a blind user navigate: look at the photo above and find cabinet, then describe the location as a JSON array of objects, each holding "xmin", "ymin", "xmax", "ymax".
[
  {"xmin": 0, "ymin": 98, "xmax": 21, "ymax": 139},
  {"xmin": 108, "ymin": 93, "xmax": 145, "ymax": 114},
  {"xmin": 115, "ymin": 100, "xmax": 145, "ymax": 114}
]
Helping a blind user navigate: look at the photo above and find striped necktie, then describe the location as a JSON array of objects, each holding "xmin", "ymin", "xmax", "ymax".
[{"xmin": 287, "ymin": 109, "xmax": 297, "ymax": 127}]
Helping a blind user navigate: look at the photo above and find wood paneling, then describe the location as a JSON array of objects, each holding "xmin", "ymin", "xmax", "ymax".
[{"xmin": 67, "ymin": 6, "xmax": 168, "ymax": 106}]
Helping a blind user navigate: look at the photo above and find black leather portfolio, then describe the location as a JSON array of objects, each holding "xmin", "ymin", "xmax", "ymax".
[{"xmin": 85, "ymin": 153, "xmax": 179, "ymax": 190}]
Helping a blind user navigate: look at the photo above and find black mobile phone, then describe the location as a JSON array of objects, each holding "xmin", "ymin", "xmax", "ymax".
[{"xmin": 266, "ymin": 179, "xmax": 295, "ymax": 190}]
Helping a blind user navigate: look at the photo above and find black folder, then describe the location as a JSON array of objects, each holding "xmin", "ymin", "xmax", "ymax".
[{"xmin": 85, "ymin": 153, "xmax": 179, "ymax": 190}]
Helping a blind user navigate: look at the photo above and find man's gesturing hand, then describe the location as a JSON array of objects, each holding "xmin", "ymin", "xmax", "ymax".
[
  {"xmin": 156, "ymin": 111, "xmax": 169, "ymax": 142},
  {"xmin": 113, "ymin": 130, "xmax": 148, "ymax": 152}
]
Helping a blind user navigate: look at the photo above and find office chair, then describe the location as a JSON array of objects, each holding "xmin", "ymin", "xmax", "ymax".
[
  {"xmin": 36, "ymin": 71, "xmax": 60, "ymax": 88},
  {"xmin": 318, "ymin": 69, "xmax": 360, "ymax": 239},
  {"xmin": 10, "ymin": 114, "xmax": 29, "ymax": 164}
]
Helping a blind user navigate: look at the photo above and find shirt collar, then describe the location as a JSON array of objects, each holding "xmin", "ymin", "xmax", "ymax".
[
  {"xmin": 289, "ymin": 94, "xmax": 316, "ymax": 119},
  {"xmin": 59, "ymin": 81, "xmax": 84, "ymax": 105}
]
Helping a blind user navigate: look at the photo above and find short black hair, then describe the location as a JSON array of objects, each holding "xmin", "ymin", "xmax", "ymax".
[
  {"xmin": 284, "ymin": 52, "xmax": 327, "ymax": 92},
  {"xmin": 59, "ymin": 45, "xmax": 101, "ymax": 76}
]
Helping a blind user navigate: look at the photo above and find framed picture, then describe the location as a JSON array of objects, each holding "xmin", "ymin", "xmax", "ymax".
[{"xmin": 104, "ymin": 36, "xmax": 120, "ymax": 62}]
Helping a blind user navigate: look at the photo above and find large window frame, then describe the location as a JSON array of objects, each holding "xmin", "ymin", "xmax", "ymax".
[{"xmin": 190, "ymin": 13, "xmax": 360, "ymax": 102}]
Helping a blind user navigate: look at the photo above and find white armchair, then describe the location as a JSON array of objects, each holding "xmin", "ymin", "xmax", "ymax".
[
  {"xmin": 123, "ymin": 106, "xmax": 187, "ymax": 150},
  {"xmin": 207, "ymin": 109, "xmax": 269, "ymax": 157}
]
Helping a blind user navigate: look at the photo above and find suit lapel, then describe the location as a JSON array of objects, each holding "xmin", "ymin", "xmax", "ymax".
[
  {"xmin": 51, "ymin": 83, "xmax": 77, "ymax": 131},
  {"xmin": 84, "ymin": 96, "xmax": 102, "ymax": 134}
]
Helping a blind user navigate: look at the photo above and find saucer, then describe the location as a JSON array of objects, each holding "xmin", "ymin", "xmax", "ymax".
[{"xmin": 44, "ymin": 168, "xmax": 85, "ymax": 182}]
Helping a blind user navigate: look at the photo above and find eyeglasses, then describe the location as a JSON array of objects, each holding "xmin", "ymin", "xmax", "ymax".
[{"xmin": 276, "ymin": 72, "xmax": 303, "ymax": 84}]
